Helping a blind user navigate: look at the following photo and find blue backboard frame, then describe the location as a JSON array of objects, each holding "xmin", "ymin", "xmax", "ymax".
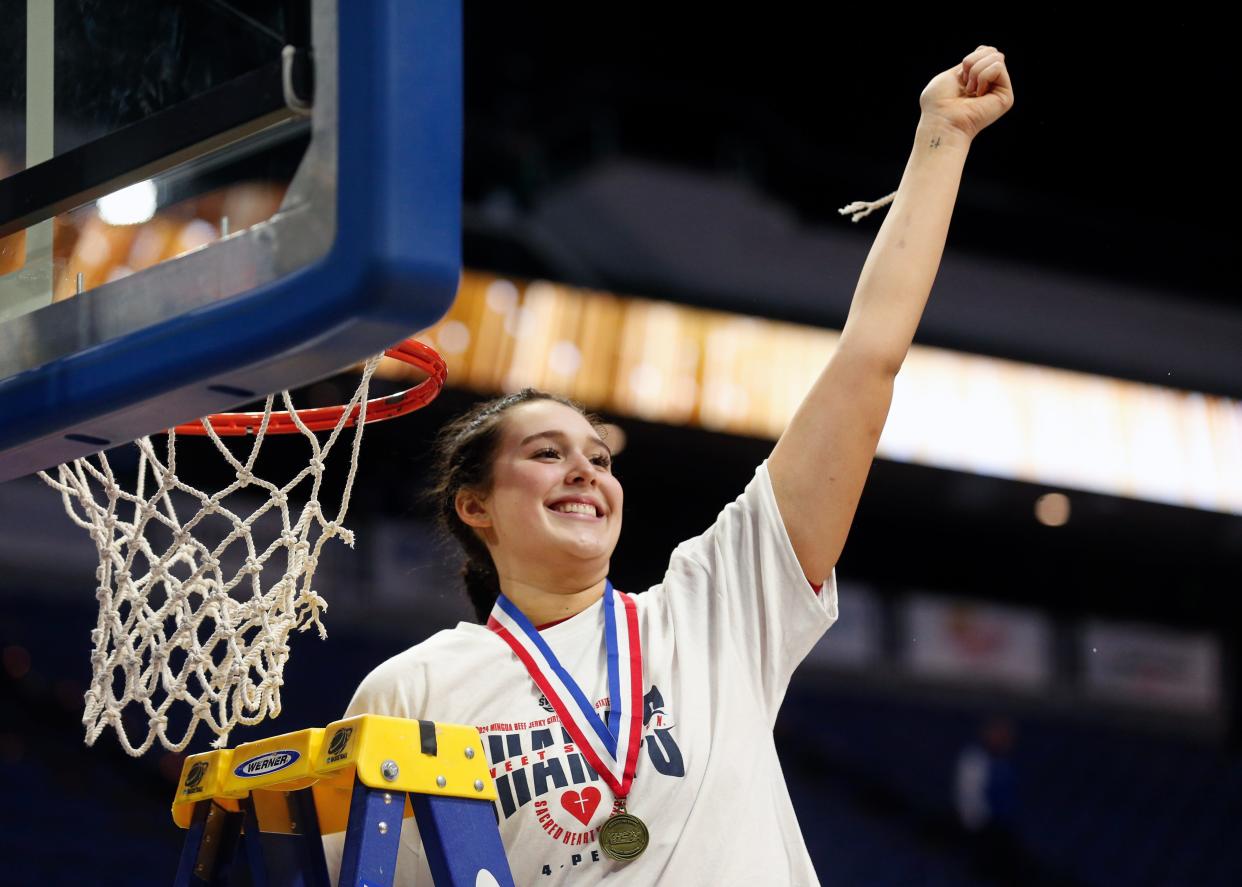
[{"xmin": 0, "ymin": 0, "xmax": 461, "ymax": 482}]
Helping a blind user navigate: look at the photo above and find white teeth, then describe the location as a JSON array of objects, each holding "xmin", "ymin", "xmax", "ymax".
[{"xmin": 551, "ymin": 502, "xmax": 598, "ymax": 517}]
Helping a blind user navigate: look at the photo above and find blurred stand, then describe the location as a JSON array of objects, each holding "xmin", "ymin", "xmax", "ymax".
[{"xmin": 956, "ymin": 716, "xmax": 1025, "ymax": 885}]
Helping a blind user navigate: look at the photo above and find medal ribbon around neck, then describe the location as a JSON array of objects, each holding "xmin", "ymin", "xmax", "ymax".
[{"xmin": 487, "ymin": 579, "xmax": 643, "ymax": 800}]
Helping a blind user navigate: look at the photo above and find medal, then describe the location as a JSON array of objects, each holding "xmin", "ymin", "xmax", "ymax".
[
  {"xmin": 489, "ymin": 579, "xmax": 647, "ymax": 862},
  {"xmin": 598, "ymin": 798, "xmax": 649, "ymax": 862}
]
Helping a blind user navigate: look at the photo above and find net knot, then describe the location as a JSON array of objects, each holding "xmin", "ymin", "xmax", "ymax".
[
  {"xmin": 235, "ymin": 469, "xmax": 254, "ymax": 486},
  {"xmin": 193, "ymin": 700, "xmax": 214, "ymax": 719}
]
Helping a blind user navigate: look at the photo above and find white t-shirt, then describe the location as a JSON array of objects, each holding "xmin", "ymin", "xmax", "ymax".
[{"xmin": 325, "ymin": 458, "xmax": 838, "ymax": 885}]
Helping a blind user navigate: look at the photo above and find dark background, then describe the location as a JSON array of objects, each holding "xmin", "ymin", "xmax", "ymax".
[{"xmin": 463, "ymin": 9, "xmax": 1232, "ymax": 317}]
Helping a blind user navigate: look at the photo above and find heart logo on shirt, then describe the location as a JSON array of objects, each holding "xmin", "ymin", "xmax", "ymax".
[{"xmin": 560, "ymin": 786, "xmax": 602, "ymax": 825}]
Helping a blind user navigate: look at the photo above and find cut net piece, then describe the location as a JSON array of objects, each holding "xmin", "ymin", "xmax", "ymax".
[
  {"xmin": 838, "ymin": 189, "xmax": 897, "ymax": 222},
  {"xmin": 39, "ymin": 354, "xmax": 383, "ymax": 756}
]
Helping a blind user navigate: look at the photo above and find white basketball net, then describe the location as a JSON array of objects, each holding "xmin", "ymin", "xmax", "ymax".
[{"xmin": 38, "ymin": 355, "xmax": 382, "ymax": 756}]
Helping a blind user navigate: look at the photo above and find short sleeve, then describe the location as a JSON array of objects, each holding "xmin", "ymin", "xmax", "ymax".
[{"xmin": 662, "ymin": 458, "xmax": 838, "ymax": 721}]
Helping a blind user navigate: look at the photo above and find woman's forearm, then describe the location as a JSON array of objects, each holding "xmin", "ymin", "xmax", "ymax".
[
  {"xmin": 838, "ymin": 116, "xmax": 973, "ymax": 374},
  {"xmin": 767, "ymin": 48, "xmax": 1010, "ymax": 584}
]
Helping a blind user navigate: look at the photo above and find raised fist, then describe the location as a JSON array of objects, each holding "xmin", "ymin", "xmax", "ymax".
[{"xmin": 919, "ymin": 45, "xmax": 1014, "ymax": 140}]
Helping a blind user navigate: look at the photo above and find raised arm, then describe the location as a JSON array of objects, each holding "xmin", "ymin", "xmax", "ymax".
[{"xmin": 768, "ymin": 46, "xmax": 1014, "ymax": 585}]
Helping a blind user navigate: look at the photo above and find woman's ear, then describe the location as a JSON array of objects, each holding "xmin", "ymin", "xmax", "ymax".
[{"xmin": 455, "ymin": 488, "xmax": 492, "ymax": 529}]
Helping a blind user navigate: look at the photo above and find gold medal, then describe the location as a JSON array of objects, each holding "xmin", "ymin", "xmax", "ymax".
[{"xmin": 598, "ymin": 800, "xmax": 648, "ymax": 862}]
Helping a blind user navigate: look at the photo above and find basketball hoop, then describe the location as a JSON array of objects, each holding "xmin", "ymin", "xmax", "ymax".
[
  {"xmin": 174, "ymin": 338, "xmax": 445, "ymax": 436},
  {"xmin": 39, "ymin": 338, "xmax": 446, "ymax": 756}
]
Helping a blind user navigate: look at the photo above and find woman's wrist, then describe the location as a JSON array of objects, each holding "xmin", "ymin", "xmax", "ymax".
[{"xmin": 914, "ymin": 114, "xmax": 974, "ymax": 153}]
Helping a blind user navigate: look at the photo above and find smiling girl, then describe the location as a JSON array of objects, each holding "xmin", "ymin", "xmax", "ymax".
[{"xmin": 328, "ymin": 45, "xmax": 1014, "ymax": 886}]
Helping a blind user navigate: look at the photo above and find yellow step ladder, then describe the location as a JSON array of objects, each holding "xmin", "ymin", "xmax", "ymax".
[{"xmin": 171, "ymin": 715, "xmax": 515, "ymax": 886}]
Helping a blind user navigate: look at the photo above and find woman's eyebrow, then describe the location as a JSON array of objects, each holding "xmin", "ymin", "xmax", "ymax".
[{"xmin": 519, "ymin": 430, "xmax": 612, "ymax": 456}]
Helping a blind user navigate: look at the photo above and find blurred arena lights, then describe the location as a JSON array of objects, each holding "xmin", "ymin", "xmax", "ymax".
[
  {"xmin": 485, "ymin": 277, "xmax": 519, "ymax": 314},
  {"xmin": 1034, "ymin": 492, "xmax": 1071, "ymax": 527},
  {"xmin": 96, "ymin": 179, "xmax": 157, "ymax": 225},
  {"xmin": 391, "ymin": 270, "xmax": 1242, "ymax": 516},
  {"xmin": 547, "ymin": 340, "xmax": 583, "ymax": 376},
  {"xmin": 434, "ymin": 320, "xmax": 471, "ymax": 354}
]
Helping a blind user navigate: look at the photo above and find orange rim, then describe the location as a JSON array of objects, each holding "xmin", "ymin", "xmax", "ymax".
[{"xmin": 173, "ymin": 338, "xmax": 447, "ymax": 436}]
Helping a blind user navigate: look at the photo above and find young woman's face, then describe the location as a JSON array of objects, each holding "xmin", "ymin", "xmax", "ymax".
[{"xmin": 460, "ymin": 399, "xmax": 623, "ymax": 581}]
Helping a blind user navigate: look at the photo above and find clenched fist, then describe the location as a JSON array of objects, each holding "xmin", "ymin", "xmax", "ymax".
[{"xmin": 919, "ymin": 45, "xmax": 1014, "ymax": 140}]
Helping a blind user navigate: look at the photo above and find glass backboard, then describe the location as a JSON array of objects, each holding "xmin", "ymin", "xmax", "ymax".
[{"xmin": 0, "ymin": 0, "xmax": 461, "ymax": 482}]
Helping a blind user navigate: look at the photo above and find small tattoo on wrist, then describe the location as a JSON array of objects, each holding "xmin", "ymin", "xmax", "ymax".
[{"xmin": 930, "ymin": 136, "xmax": 942, "ymax": 149}]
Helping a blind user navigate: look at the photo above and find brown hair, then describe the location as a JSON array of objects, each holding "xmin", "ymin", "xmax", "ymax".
[{"xmin": 420, "ymin": 387, "xmax": 609, "ymax": 622}]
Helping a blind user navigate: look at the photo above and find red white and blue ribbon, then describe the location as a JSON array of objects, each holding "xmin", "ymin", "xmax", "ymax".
[{"xmin": 487, "ymin": 579, "xmax": 643, "ymax": 799}]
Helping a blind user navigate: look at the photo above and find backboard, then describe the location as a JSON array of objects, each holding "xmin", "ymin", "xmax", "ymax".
[{"xmin": 0, "ymin": 0, "xmax": 461, "ymax": 482}]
